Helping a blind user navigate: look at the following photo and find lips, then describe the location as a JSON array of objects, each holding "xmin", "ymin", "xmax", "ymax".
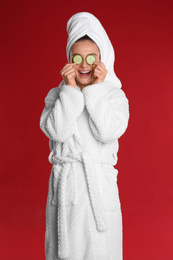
[
  {"xmin": 78, "ymin": 70, "xmax": 91, "ymax": 78},
  {"xmin": 79, "ymin": 70, "xmax": 91, "ymax": 74}
]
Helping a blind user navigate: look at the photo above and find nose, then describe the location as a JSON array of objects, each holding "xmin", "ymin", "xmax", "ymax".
[{"xmin": 80, "ymin": 57, "xmax": 88, "ymax": 68}]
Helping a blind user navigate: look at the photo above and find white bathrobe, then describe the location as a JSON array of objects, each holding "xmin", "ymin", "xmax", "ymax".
[{"xmin": 40, "ymin": 12, "xmax": 129, "ymax": 260}]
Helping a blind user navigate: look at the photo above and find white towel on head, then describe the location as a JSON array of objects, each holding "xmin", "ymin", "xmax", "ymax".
[{"xmin": 66, "ymin": 12, "xmax": 122, "ymax": 88}]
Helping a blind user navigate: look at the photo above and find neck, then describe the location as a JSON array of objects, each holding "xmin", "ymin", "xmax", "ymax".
[{"xmin": 76, "ymin": 82, "xmax": 88, "ymax": 91}]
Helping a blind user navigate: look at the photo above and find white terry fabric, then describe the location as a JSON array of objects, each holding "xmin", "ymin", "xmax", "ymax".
[
  {"xmin": 40, "ymin": 82, "xmax": 129, "ymax": 260},
  {"xmin": 66, "ymin": 12, "xmax": 122, "ymax": 88},
  {"xmin": 40, "ymin": 12, "xmax": 129, "ymax": 260}
]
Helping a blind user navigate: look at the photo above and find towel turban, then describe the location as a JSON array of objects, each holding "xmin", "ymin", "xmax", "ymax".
[{"xmin": 66, "ymin": 12, "xmax": 122, "ymax": 88}]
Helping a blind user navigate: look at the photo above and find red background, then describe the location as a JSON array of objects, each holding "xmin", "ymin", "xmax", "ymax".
[{"xmin": 1, "ymin": 0, "xmax": 173, "ymax": 259}]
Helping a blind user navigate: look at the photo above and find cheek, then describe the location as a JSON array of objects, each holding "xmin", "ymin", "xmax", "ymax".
[{"xmin": 90, "ymin": 67, "xmax": 95, "ymax": 77}]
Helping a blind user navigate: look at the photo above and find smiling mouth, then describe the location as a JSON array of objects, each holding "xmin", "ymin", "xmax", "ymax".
[
  {"xmin": 79, "ymin": 70, "xmax": 91, "ymax": 74},
  {"xmin": 78, "ymin": 70, "xmax": 91, "ymax": 78}
]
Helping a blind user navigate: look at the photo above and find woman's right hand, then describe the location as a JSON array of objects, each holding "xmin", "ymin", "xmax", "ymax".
[{"xmin": 60, "ymin": 63, "xmax": 76, "ymax": 88}]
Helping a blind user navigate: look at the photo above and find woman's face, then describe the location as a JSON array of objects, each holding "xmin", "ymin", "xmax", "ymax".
[{"xmin": 70, "ymin": 40, "xmax": 100, "ymax": 89}]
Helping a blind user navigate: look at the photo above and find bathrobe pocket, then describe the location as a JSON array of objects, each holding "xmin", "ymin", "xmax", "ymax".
[
  {"xmin": 100, "ymin": 165, "xmax": 121, "ymax": 211},
  {"xmin": 51, "ymin": 164, "xmax": 76, "ymax": 206}
]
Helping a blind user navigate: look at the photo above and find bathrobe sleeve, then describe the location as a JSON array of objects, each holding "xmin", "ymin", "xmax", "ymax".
[
  {"xmin": 82, "ymin": 81, "xmax": 129, "ymax": 143},
  {"xmin": 40, "ymin": 84, "xmax": 85, "ymax": 143}
]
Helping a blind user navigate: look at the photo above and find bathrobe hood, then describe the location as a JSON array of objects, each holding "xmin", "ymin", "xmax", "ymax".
[{"xmin": 66, "ymin": 12, "xmax": 122, "ymax": 88}]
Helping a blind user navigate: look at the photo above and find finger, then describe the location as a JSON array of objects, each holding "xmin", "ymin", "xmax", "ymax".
[
  {"xmin": 61, "ymin": 65, "xmax": 75, "ymax": 74},
  {"xmin": 92, "ymin": 61, "xmax": 99, "ymax": 68},
  {"xmin": 61, "ymin": 65, "xmax": 76, "ymax": 75},
  {"xmin": 93, "ymin": 72, "xmax": 102, "ymax": 80},
  {"xmin": 93, "ymin": 61, "xmax": 100, "ymax": 65},
  {"xmin": 93, "ymin": 62, "xmax": 104, "ymax": 70},
  {"xmin": 95, "ymin": 65, "xmax": 107, "ymax": 75},
  {"xmin": 61, "ymin": 71, "xmax": 75, "ymax": 80},
  {"xmin": 94, "ymin": 69, "xmax": 107, "ymax": 79},
  {"xmin": 94, "ymin": 62, "xmax": 107, "ymax": 70},
  {"xmin": 60, "ymin": 63, "xmax": 76, "ymax": 73},
  {"xmin": 94, "ymin": 70, "xmax": 103, "ymax": 77},
  {"xmin": 69, "ymin": 63, "xmax": 77, "ymax": 66},
  {"xmin": 96, "ymin": 62, "xmax": 106, "ymax": 69},
  {"xmin": 94, "ymin": 66, "xmax": 105, "ymax": 74},
  {"xmin": 62, "ymin": 69, "xmax": 76, "ymax": 78},
  {"xmin": 61, "ymin": 64, "xmax": 76, "ymax": 73},
  {"xmin": 94, "ymin": 65, "xmax": 102, "ymax": 72}
]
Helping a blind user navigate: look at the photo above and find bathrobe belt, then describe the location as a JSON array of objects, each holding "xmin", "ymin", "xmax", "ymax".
[{"xmin": 48, "ymin": 149, "xmax": 115, "ymax": 259}]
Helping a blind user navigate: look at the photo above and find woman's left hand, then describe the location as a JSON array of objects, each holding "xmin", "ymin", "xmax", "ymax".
[{"xmin": 92, "ymin": 62, "xmax": 108, "ymax": 84}]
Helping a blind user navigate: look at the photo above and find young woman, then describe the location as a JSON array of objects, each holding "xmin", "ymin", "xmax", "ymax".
[{"xmin": 40, "ymin": 12, "xmax": 129, "ymax": 260}]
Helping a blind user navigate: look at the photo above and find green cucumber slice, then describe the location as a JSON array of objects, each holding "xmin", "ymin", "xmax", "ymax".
[
  {"xmin": 86, "ymin": 55, "xmax": 96, "ymax": 65},
  {"xmin": 72, "ymin": 54, "xmax": 83, "ymax": 64}
]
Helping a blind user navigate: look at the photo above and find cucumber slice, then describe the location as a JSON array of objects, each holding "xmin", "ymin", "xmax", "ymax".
[
  {"xmin": 86, "ymin": 55, "xmax": 96, "ymax": 65},
  {"xmin": 73, "ymin": 54, "xmax": 83, "ymax": 64}
]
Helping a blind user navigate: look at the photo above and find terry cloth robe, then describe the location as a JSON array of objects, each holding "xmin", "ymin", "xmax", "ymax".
[{"xmin": 40, "ymin": 12, "xmax": 129, "ymax": 260}]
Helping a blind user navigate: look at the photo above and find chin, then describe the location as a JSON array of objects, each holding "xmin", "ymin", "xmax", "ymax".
[{"xmin": 77, "ymin": 78, "xmax": 93, "ymax": 88}]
